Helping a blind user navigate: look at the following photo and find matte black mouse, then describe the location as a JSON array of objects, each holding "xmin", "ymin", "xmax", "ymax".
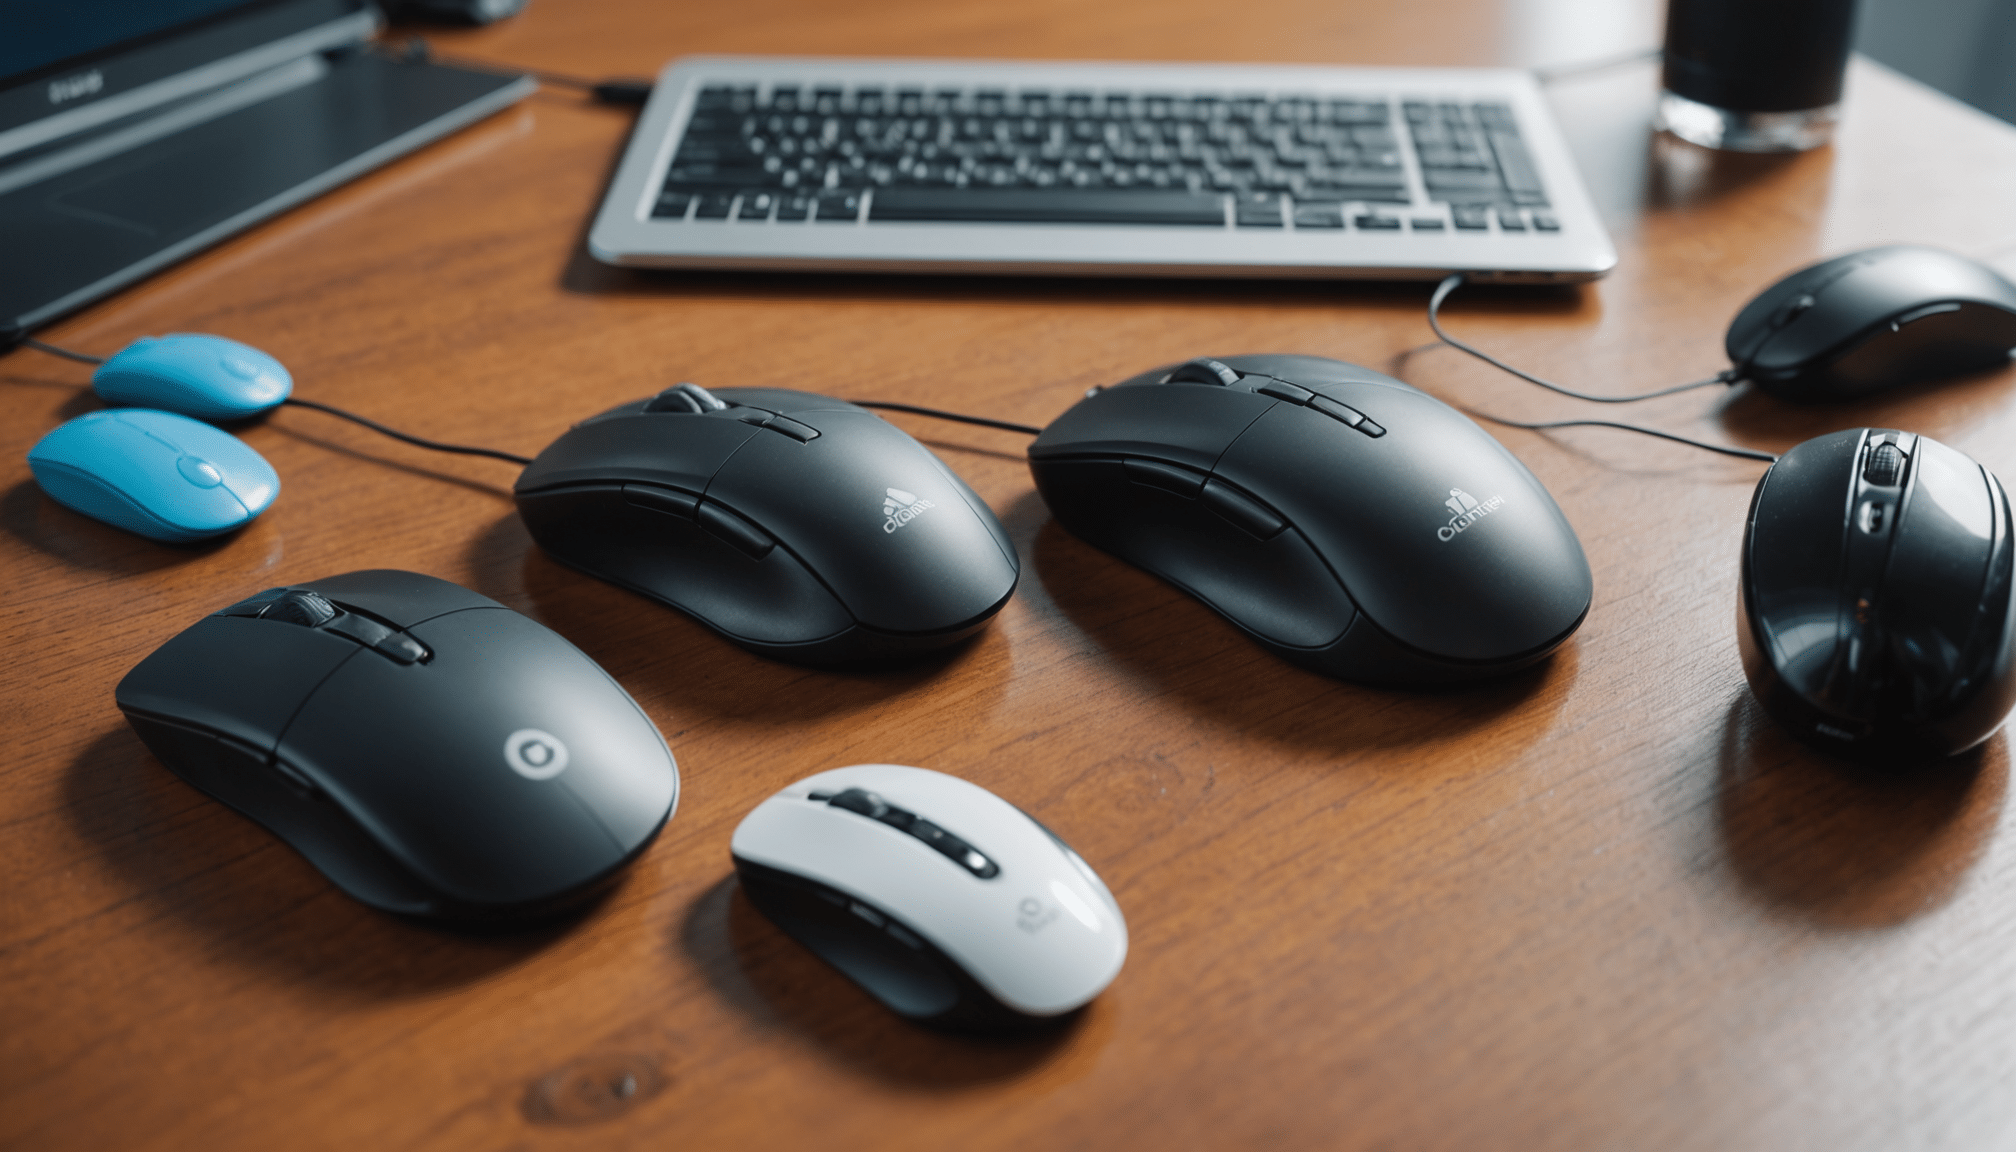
[
  {"xmin": 513, "ymin": 385, "xmax": 1020, "ymax": 665},
  {"xmin": 1739, "ymin": 428, "xmax": 2016, "ymax": 758},
  {"xmin": 1727, "ymin": 245, "xmax": 2016, "ymax": 401},
  {"xmin": 115, "ymin": 570, "xmax": 680, "ymax": 920},
  {"xmin": 1028, "ymin": 354, "xmax": 1593, "ymax": 684}
]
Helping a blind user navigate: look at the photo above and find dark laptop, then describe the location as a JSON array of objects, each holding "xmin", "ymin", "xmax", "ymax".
[{"xmin": 0, "ymin": 0, "xmax": 533, "ymax": 346}]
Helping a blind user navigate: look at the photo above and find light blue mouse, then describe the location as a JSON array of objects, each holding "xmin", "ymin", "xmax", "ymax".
[
  {"xmin": 91, "ymin": 333, "xmax": 292, "ymax": 422},
  {"xmin": 27, "ymin": 409, "xmax": 280, "ymax": 542}
]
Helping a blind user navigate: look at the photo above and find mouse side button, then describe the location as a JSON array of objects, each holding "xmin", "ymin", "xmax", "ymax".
[{"xmin": 121, "ymin": 712, "xmax": 437, "ymax": 916}]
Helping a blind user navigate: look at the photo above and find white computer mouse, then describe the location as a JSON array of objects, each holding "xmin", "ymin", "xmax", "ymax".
[{"xmin": 730, "ymin": 764, "xmax": 1127, "ymax": 1031}]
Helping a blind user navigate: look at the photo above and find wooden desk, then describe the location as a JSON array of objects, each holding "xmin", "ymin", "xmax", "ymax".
[{"xmin": 9, "ymin": 2, "xmax": 2016, "ymax": 1148}]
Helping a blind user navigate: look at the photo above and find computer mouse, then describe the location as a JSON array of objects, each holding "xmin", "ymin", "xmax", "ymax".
[
  {"xmin": 1027, "ymin": 354, "xmax": 1593, "ymax": 684},
  {"xmin": 731, "ymin": 764, "xmax": 1126, "ymax": 1032},
  {"xmin": 114, "ymin": 569, "xmax": 680, "ymax": 920},
  {"xmin": 1739, "ymin": 428, "xmax": 2016, "ymax": 759},
  {"xmin": 514, "ymin": 384, "xmax": 1021, "ymax": 665},
  {"xmin": 91, "ymin": 333, "xmax": 293, "ymax": 422},
  {"xmin": 26, "ymin": 408, "xmax": 280, "ymax": 542},
  {"xmin": 1726, "ymin": 245, "xmax": 2016, "ymax": 401}
]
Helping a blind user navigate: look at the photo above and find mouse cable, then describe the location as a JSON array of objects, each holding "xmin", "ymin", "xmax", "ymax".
[
  {"xmin": 387, "ymin": 37, "xmax": 654, "ymax": 105},
  {"xmin": 16, "ymin": 337, "xmax": 535, "ymax": 466},
  {"xmin": 849, "ymin": 401, "xmax": 1042, "ymax": 436},
  {"xmin": 279, "ymin": 399, "xmax": 535, "ymax": 465},
  {"xmin": 1463, "ymin": 407, "xmax": 1779, "ymax": 462},
  {"xmin": 20, "ymin": 338, "xmax": 105, "ymax": 364},
  {"xmin": 1428, "ymin": 273, "xmax": 1739, "ymax": 403}
]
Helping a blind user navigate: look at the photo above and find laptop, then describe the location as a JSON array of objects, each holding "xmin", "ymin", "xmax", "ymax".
[
  {"xmin": 591, "ymin": 56, "xmax": 1617, "ymax": 284},
  {"xmin": 0, "ymin": 0, "xmax": 535, "ymax": 346}
]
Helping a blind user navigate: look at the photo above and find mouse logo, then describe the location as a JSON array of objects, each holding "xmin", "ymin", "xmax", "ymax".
[
  {"xmin": 1016, "ymin": 896, "xmax": 1060, "ymax": 934},
  {"xmin": 503, "ymin": 729, "xmax": 570, "ymax": 780},
  {"xmin": 882, "ymin": 486, "xmax": 936, "ymax": 534},
  {"xmin": 1436, "ymin": 487, "xmax": 1505, "ymax": 542}
]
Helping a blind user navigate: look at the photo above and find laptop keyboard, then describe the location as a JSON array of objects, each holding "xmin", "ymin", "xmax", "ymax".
[{"xmin": 651, "ymin": 85, "xmax": 1560, "ymax": 233}]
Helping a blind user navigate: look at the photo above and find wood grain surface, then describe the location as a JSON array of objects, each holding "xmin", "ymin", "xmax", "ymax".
[{"xmin": 8, "ymin": 2, "xmax": 2016, "ymax": 1149}]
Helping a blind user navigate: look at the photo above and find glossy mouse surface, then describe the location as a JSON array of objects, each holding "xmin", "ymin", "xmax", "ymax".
[
  {"xmin": 732, "ymin": 764, "xmax": 1126, "ymax": 1031},
  {"xmin": 27, "ymin": 408, "xmax": 279, "ymax": 542},
  {"xmin": 1727, "ymin": 245, "xmax": 2016, "ymax": 401},
  {"xmin": 1740, "ymin": 429, "xmax": 2016, "ymax": 759},
  {"xmin": 1029, "ymin": 354, "xmax": 1593, "ymax": 683},
  {"xmin": 92, "ymin": 333, "xmax": 293, "ymax": 421},
  {"xmin": 514, "ymin": 385, "xmax": 1020, "ymax": 665},
  {"xmin": 115, "ymin": 570, "xmax": 680, "ymax": 920}
]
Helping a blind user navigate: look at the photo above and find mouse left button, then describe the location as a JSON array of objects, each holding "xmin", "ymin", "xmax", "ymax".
[{"xmin": 117, "ymin": 614, "xmax": 362, "ymax": 756}]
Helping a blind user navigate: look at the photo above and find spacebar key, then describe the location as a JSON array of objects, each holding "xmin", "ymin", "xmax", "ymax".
[{"xmin": 869, "ymin": 189, "xmax": 1228, "ymax": 225}]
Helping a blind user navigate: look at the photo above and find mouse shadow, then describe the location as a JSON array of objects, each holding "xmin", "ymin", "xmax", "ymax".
[
  {"xmin": 64, "ymin": 728, "xmax": 580, "ymax": 996},
  {"xmin": 1713, "ymin": 691, "xmax": 2007, "ymax": 928},
  {"xmin": 1713, "ymin": 367, "xmax": 2016, "ymax": 449},
  {"xmin": 1643, "ymin": 131, "xmax": 1811, "ymax": 210},
  {"xmin": 1019, "ymin": 491, "xmax": 1572, "ymax": 760},
  {"xmin": 678, "ymin": 875, "xmax": 1087, "ymax": 1087},
  {"xmin": 463, "ymin": 512, "xmax": 986, "ymax": 725},
  {"xmin": 0, "ymin": 478, "xmax": 258, "ymax": 575}
]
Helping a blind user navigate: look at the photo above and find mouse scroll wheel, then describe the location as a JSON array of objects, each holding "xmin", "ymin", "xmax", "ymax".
[
  {"xmin": 643, "ymin": 382, "xmax": 730, "ymax": 414},
  {"xmin": 1771, "ymin": 294, "xmax": 1818, "ymax": 328},
  {"xmin": 257, "ymin": 590, "xmax": 339, "ymax": 627},
  {"xmin": 1164, "ymin": 358, "xmax": 1243, "ymax": 386},
  {"xmin": 1863, "ymin": 442, "xmax": 1906, "ymax": 487}
]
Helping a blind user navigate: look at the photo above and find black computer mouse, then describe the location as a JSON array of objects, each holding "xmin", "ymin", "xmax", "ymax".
[
  {"xmin": 1028, "ymin": 354, "xmax": 1593, "ymax": 684},
  {"xmin": 1739, "ymin": 429, "xmax": 2016, "ymax": 759},
  {"xmin": 513, "ymin": 384, "xmax": 1020, "ymax": 665},
  {"xmin": 114, "ymin": 570, "xmax": 680, "ymax": 921},
  {"xmin": 1726, "ymin": 245, "xmax": 2016, "ymax": 401}
]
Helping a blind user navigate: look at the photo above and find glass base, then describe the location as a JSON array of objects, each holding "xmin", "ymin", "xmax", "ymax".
[{"xmin": 1655, "ymin": 91, "xmax": 1838, "ymax": 152}]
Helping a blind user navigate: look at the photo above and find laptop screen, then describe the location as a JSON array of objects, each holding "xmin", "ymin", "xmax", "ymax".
[
  {"xmin": 1, "ymin": 1, "xmax": 262, "ymax": 84},
  {"xmin": 0, "ymin": 0, "xmax": 373, "ymax": 154}
]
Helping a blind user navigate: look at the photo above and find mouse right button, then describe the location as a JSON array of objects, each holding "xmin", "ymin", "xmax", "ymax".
[{"xmin": 1214, "ymin": 397, "xmax": 1591, "ymax": 664}]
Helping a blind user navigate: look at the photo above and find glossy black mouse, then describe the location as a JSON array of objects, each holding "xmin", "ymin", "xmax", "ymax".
[
  {"xmin": 1028, "ymin": 354, "xmax": 1593, "ymax": 684},
  {"xmin": 1739, "ymin": 429, "xmax": 2016, "ymax": 759},
  {"xmin": 1727, "ymin": 245, "xmax": 2016, "ymax": 401},
  {"xmin": 513, "ymin": 385, "xmax": 1020, "ymax": 665},
  {"xmin": 114, "ymin": 570, "xmax": 680, "ymax": 920}
]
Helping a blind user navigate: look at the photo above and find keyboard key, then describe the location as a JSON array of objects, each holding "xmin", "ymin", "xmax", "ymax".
[
  {"xmin": 1236, "ymin": 196, "xmax": 1285, "ymax": 226},
  {"xmin": 815, "ymin": 191, "xmax": 862, "ymax": 221},
  {"xmin": 1292, "ymin": 202, "xmax": 1345, "ymax": 228},
  {"xmin": 1353, "ymin": 214, "xmax": 1401, "ymax": 230},
  {"xmin": 1451, "ymin": 204, "xmax": 1491, "ymax": 230},
  {"xmin": 1497, "ymin": 208, "xmax": 1526, "ymax": 231},
  {"xmin": 695, "ymin": 193, "xmax": 735, "ymax": 219},
  {"xmin": 868, "ymin": 188, "xmax": 1227, "ymax": 225},
  {"xmin": 653, "ymin": 191, "xmax": 694, "ymax": 219},
  {"xmin": 1531, "ymin": 212, "xmax": 1560, "ymax": 231},
  {"xmin": 1410, "ymin": 217, "xmax": 1445, "ymax": 230}
]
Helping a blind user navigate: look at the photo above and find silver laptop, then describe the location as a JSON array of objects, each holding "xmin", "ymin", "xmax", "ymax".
[{"xmin": 590, "ymin": 56, "xmax": 1615, "ymax": 284}]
